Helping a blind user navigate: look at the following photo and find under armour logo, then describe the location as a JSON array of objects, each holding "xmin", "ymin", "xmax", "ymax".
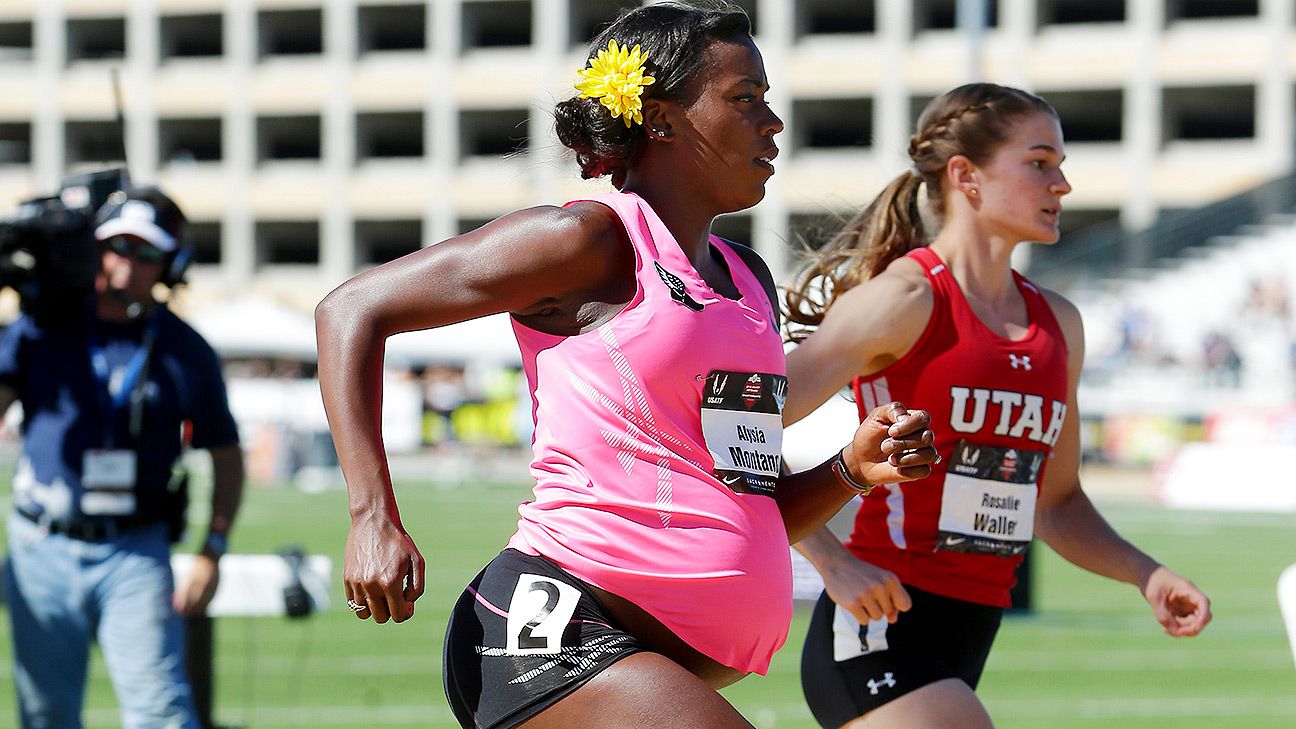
[
  {"xmin": 1009, "ymin": 354, "xmax": 1032, "ymax": 370},
  {"xmin": 654, "ymin": 262, "xmax": 704, "ymax": 311},
  {"xmin": 867, "ymin": 672, "xmax": 896, "ymax": 695}
]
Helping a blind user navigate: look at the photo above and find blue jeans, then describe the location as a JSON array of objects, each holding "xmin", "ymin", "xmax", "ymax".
[{"xmin": 4, "ymin": 513, "xmax": 199, "ymax": 729}]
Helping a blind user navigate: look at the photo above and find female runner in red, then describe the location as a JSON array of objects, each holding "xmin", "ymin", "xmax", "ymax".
[{"xmin": 783, "ymin": 83, "xmax": 1212, "ymax": 729}]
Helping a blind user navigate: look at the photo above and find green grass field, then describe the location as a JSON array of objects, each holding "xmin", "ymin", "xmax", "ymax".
[{"xmin": 1, "ymin": 469, "xmax": 1294, "ymax": 728}]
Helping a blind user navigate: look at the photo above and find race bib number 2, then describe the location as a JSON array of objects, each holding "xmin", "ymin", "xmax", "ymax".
[
  {"xmin": 701, "ymin": 370, "xmax": 786, "ymax": 496},
  {"xmin": 504, "ymin": 574, "xmax": 581, "ymax": 655}
]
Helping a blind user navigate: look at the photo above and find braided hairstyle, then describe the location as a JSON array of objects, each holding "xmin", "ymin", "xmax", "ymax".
[
  {"xmin": 554, "ymin": 1, "xmax": 751, "ymax": 188},
  {"xmin": 784, "ymin": 83, "xmax": 1058, "ymax": 341}
]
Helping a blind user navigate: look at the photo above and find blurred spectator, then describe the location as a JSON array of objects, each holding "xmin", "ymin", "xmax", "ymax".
[
  {"xmin": 1234, "ymin": 276, "xmax": 1294, "ymax": 387},
  {"xmin": 1114, "ymin": 305, "xmax": 1174, "ymax": 367},
  {"xmin": 1241, "ymin": 276, "xmax": 1291, "ymax": 327},
  {"xmin": 1201, "ymin": 330, "xmax": 1243, "ymax": 387},
  {"xmin": 419, "ymin": 365, "xmax": 469, "ymax": 446}
]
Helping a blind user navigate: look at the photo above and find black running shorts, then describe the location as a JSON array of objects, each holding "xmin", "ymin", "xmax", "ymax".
[
  {"xmin": 800, "ymin": 585, "xmax": 1003, "ymax": 728},
  {"xmin": 443, "ymin": 549, "xmax": 643, "ymax": 729}
]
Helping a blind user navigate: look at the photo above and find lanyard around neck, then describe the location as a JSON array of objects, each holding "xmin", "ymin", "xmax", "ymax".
[{"xmin": 89, "ymin": 311, "xmax": 162, "ymax": 448}]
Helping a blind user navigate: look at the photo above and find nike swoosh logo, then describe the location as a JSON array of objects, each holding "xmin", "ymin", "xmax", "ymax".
[
  {"xmin": 945, "ymin": 537, "xmax": 966, "ymax": 546},
  {"xmin": 721, "ymin": 475, "xmax": 744, "ymax": 486}
]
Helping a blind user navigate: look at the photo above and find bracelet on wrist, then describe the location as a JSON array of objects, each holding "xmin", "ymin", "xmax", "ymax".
[
  {"xmin": 202, "ymin": 532, "xmax": 228, "ymax": 558},
  {"xmin": 832, "ymin": 448, "xmax": 877, "ymax": 496}
]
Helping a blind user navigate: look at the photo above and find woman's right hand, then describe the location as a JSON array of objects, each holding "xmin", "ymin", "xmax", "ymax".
[
  {"xmin": 822, "ymin": 554, "xmax": 912, "ymax": 625},
  {"xmin": 843, "ymin": 402, "xmax": 938, "ymax": 486},
  {"xmin": 343, "ymin": 511, "xmax": 425, "ymax": 624}
]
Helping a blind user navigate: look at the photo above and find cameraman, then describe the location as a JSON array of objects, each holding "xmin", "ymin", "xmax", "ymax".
[{"xmin": 0, "ymin": 187, "xmax": 244, "ymax": 729}]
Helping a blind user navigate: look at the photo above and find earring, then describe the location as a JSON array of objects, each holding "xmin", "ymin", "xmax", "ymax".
[
  {"xmin": 969, "ymin": 188, "xmax": 978, "ymax": 196},
  {"xmin": 652, "ymin": 129, "xmax": 666, "ymax": 138}
]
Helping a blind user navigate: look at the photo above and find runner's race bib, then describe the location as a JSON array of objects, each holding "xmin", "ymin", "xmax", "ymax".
[
  {"xmin": 701, "ymin": 370, "xmax": 786, "ymax": 496},
  {"xmin": 935, "ymin": 440, "xmax": 1042, "ymax": 556},
  {"xmin": 504, "ymin": 573, "xmax": 582, "ymax": 655},
  {"xmin": 81, "ymin": 449, "xmax": 137, "ymax": 516}
]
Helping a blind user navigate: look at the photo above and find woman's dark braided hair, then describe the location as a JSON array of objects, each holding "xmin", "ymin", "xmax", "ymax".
[{"xmin": 554, "ymin": 1, "xmax": 751, "ymax": 188}]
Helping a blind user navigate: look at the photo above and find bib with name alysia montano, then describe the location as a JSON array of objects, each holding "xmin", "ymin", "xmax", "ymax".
[{"xmin": 507, "ymin": 191, "xmax": 791, "ymax": 675}]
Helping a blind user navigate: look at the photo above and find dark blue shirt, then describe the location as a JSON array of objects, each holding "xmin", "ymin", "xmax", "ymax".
[{"xmin": 0, "ymin": 307, "xmax": 239, "ymax": 525}]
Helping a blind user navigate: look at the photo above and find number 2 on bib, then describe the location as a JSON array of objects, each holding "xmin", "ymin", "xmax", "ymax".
[{"xmin": 505, "ymin": 574, "xmax": 581, "ymax": 655}]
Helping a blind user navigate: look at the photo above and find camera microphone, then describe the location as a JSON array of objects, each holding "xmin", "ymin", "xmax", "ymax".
[{"xmin": 106, "ymin": 288, "xmax": 147, "ymax": 320}]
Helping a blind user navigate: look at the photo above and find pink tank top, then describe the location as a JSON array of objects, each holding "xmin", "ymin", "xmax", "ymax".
[{"xmin": 506, "ymin": 191, "xmax": 792, "ymax": 674}]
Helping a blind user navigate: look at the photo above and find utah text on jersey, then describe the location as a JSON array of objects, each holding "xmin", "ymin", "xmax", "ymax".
[{"xmin": 949, "ymin": 386, "xmax": 1067, "ymax": 447}]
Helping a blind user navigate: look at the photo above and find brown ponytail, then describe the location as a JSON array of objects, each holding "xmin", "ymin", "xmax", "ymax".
[
  {"xmin": 784, "ymin": 172, "xmax": 927, "ymax": 342},
  {"xmin": 783, "ymin": 83, "xmax": 1058, "ymax": 343}
]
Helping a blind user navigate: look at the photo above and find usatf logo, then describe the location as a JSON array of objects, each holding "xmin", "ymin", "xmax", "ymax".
[
  {"xmin": 654, "ymin": 261, "xmax": 704, "ymax": 311},
  {"xmin": 867, "ymin": 672, "xmax": 896, "ymax": 695},
  {"xmin": 1009, "ymin": 354, "xmax": 1032, "ymax": 370},
  {"xmin": 712, "ymin": 374, "xmax": 729, "ymax": 395}
]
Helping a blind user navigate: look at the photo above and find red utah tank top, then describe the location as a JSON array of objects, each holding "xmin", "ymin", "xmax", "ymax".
[{"xmin": 846, "ymin": 247, "xmax": 1070, "ymax": 607}]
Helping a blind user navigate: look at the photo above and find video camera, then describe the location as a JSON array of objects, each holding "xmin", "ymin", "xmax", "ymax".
[{"xmin": 0, "ymin": 168, "xmax": 130, "ymax": 324}]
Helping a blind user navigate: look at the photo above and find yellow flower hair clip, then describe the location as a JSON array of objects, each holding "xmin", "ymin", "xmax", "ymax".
[{"xmin": 574, "ymin": 39, "xmax": 656, "ymax": 128}]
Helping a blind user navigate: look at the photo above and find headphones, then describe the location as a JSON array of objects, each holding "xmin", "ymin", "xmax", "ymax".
[
  {"xmin": 93, "ymin": 189, "xmax": 195, "ymax": 289},
  {"xmin": 161, "ymin": 244, "xmax": 194, "ymax": 289}
]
